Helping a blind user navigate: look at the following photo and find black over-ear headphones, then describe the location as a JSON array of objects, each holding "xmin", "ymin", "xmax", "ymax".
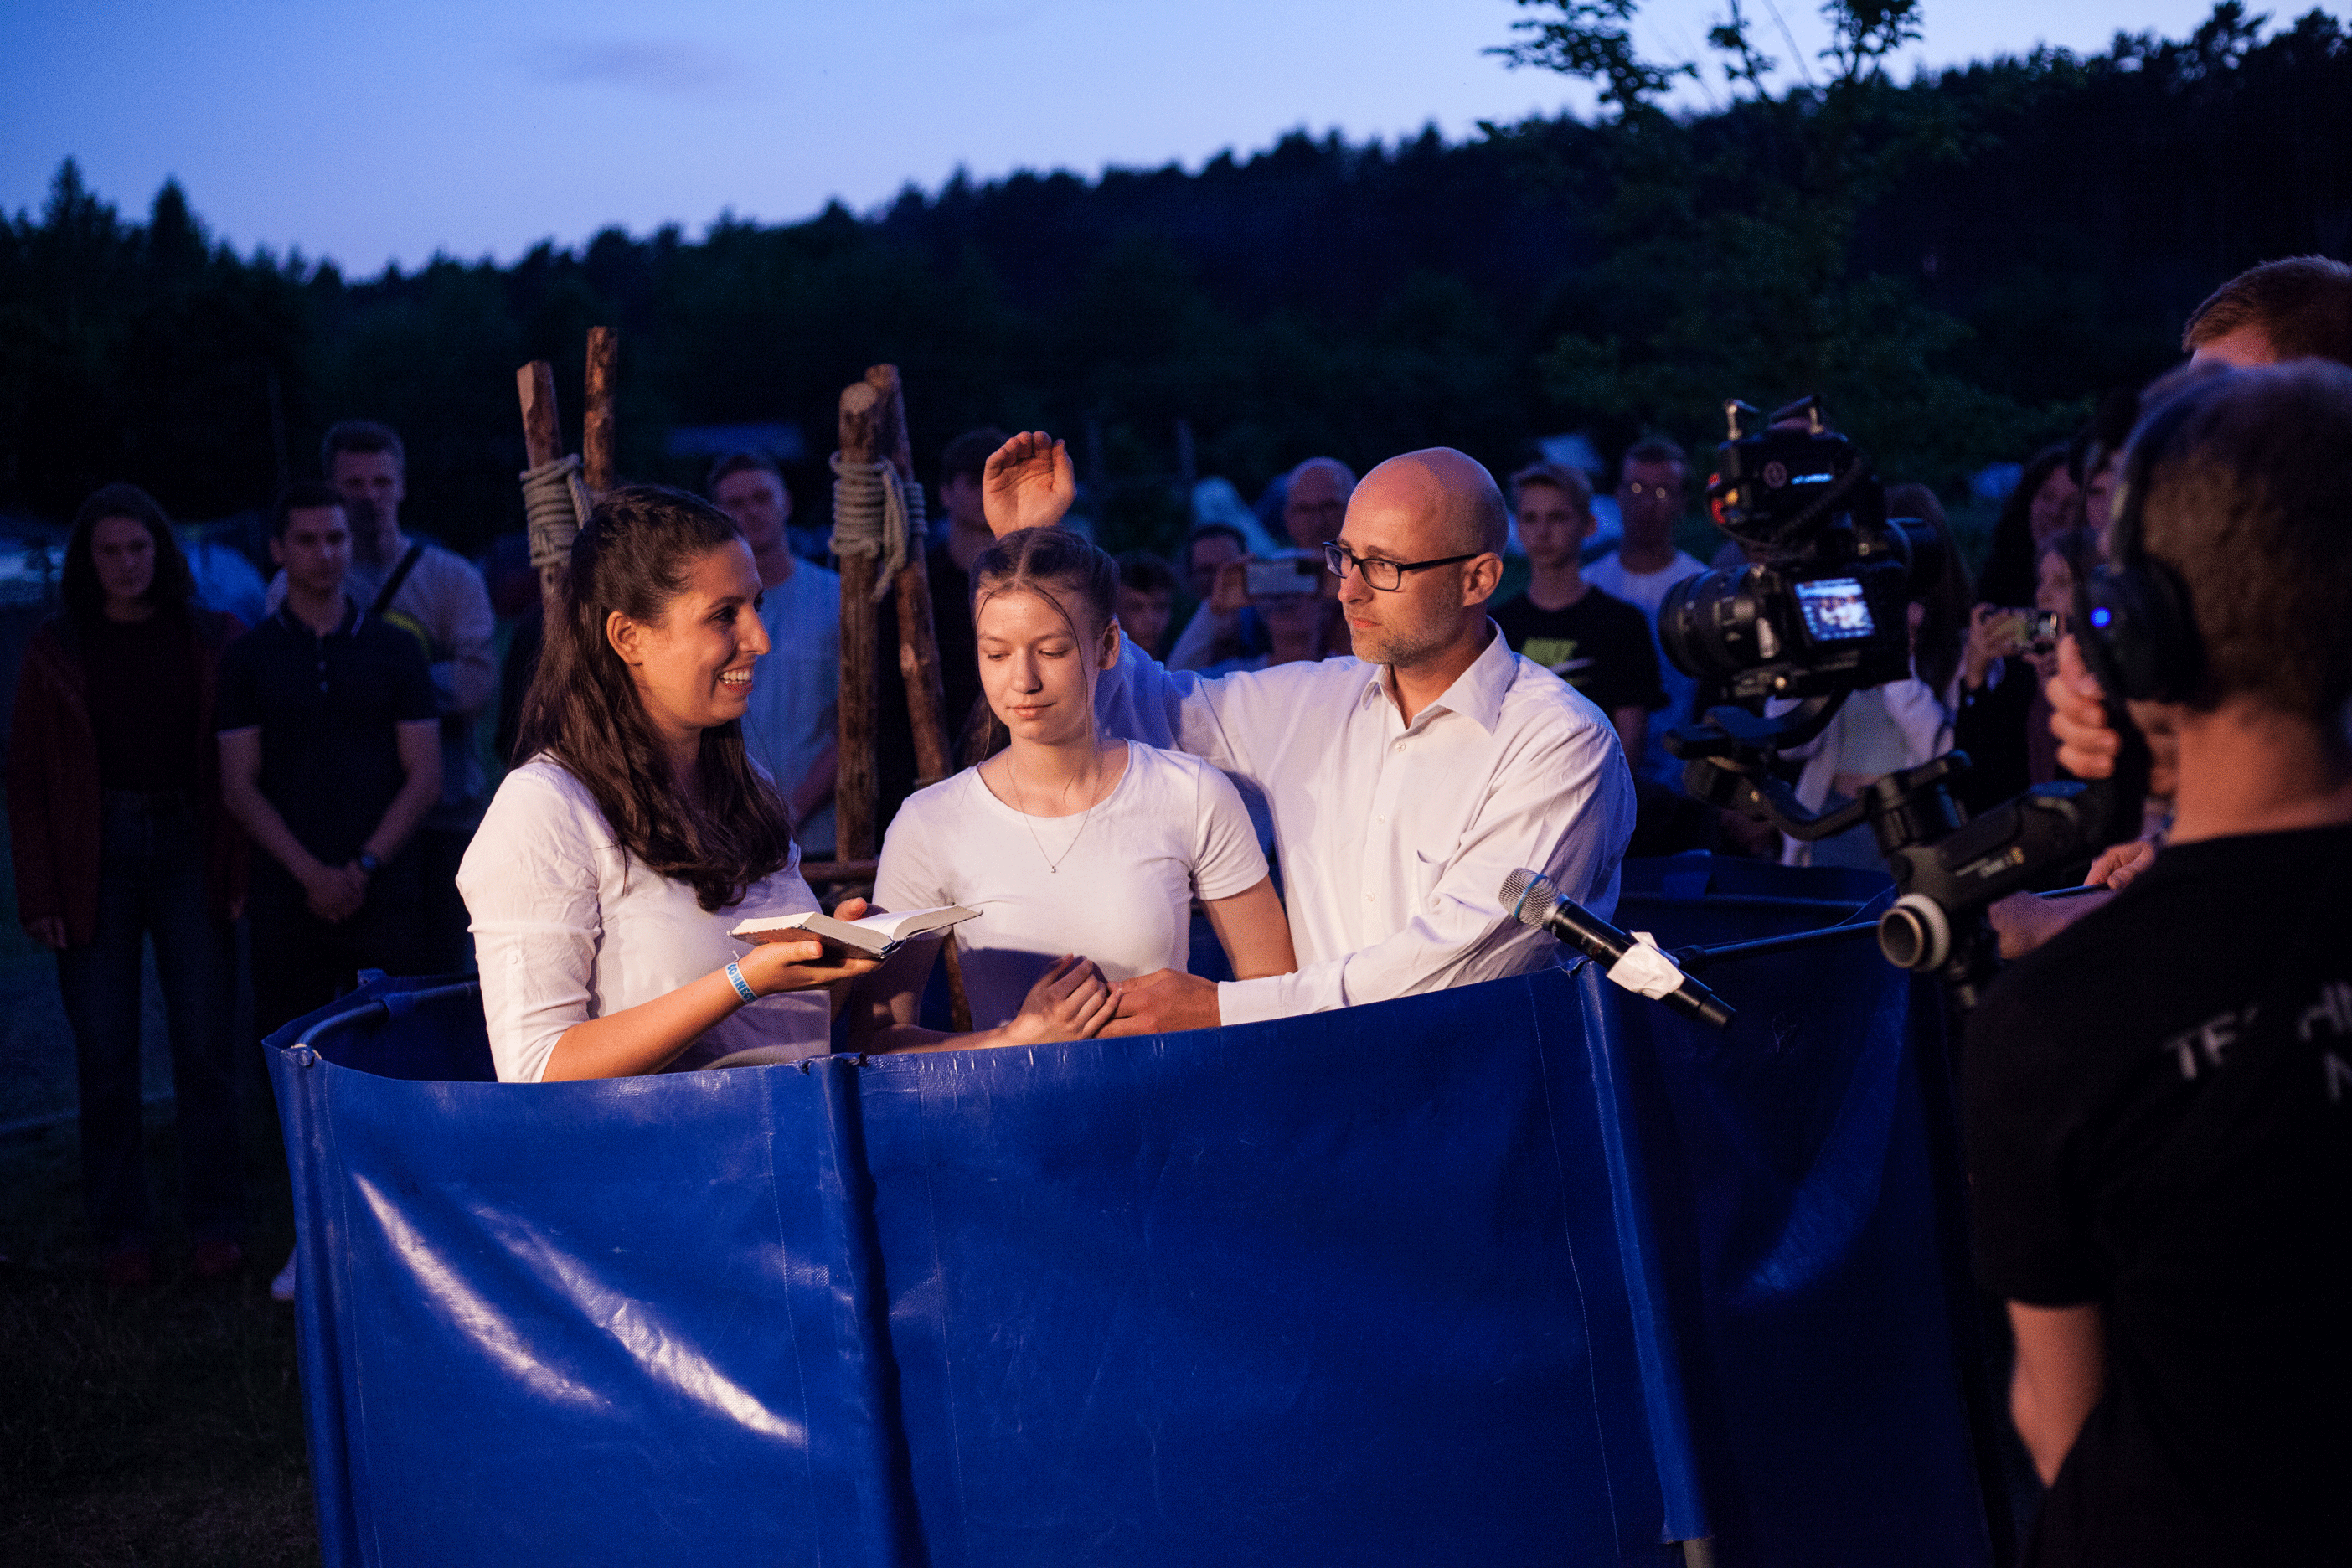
[{"xmin": 2081, "ymin": 374, "xmax": 2232, "ymax": 704}]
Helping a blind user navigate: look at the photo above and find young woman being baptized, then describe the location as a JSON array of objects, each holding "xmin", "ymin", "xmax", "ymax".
[
  {"xmin": 459, "ymin": 486, "xmax": 882, "ymax": 1081},
  {"xmin": 853, "ymin": 527, "xmax": 1297, "ymax": 1050}
]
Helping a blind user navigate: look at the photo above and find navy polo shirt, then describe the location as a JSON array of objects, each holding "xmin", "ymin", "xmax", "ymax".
[{"xmin": 216, "ymin": 597, "xmax": 437, "ymax": 864}]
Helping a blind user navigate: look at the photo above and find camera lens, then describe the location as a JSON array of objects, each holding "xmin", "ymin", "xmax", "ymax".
[
  {"xmin": 1877, "ymin": 895, "xmax": 1951, "ymax": 971},
  {"xmin": 1660, "ymin": 567, "xmax": 1769, "ymax": 681}
]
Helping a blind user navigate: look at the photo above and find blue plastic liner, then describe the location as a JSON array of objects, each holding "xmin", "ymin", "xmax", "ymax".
[{"xmin": 266, "ymin": 858, "xmax": 1988, "ymax": 1567}]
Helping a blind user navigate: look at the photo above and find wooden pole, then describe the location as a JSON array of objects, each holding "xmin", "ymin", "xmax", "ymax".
[
  {"xmin": 864, "ymin": 364, "xmax": 970, "ymax": 1031},
  {"xmin": 834, "ymin": 379, "xmax": 885, "ymax": 864},
  {"xmin": 582, "ymin": 327, "xmax": 618, "ymax": 494},
  {"xmin": 866, "ymin": 364, "xmax": 955, "ymax": 787},
  {"xmin": 517, "ymin": 361, "xmax": 565, "ymax": 616}
]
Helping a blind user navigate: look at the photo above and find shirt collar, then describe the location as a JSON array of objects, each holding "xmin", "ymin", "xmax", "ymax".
[
  {"xmin": 277, "ymin": 594, "xmax": 361, "ymax": 638},
  {"xmin": 1358, "ymin": 618, "xmax": 1515, "ymax": 735}
]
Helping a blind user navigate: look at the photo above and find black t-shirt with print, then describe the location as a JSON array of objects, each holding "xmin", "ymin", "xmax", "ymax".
[
  {"xmin": 1965, "ymin": 823, "xmax": 2352, "ymax": 1565},
  {"xmin": 1492, "ymin": 588, "xmax": 1666, "ymax": 716}
]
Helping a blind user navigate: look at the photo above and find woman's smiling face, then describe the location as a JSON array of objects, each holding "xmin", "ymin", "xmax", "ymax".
[{"xmin": 610, "ymin": 540, "xmax": 771, "ymax": 748}]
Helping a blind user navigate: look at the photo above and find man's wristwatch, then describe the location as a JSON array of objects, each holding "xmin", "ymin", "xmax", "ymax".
[{"xmin": 356, "ymin": 852, "xmax": 381, "ymax": 877}]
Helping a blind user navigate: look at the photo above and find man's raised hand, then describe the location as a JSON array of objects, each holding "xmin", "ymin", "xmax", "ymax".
[{"xmin": 983, "ymin": 431, "xmax": 1075, "ymax": 538}]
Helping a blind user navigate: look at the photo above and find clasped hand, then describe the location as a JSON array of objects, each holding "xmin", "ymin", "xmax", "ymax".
[
  {"xmin": 302, "ymin": 861, "xmax": 369, "ymax": 923},
  {"xmin": 999, "ymin": 953, "xmax": 1117, "ymax": 1044}
]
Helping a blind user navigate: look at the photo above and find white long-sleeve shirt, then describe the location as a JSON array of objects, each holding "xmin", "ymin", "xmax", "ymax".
[{"xmin": 1092, "ymin": 622, "xmax": 1635, "ymax": 1024}]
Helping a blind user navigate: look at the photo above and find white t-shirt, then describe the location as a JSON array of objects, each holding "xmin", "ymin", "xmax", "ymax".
[
  {"xmin": 874, "ymin": 741, "xmax": 1268, "ymax": 1028},
  {"xmin": 457, "ymin": 758, "xmax": 829, "ymax": 1082},
  {"xmin": 1583, "ymin": 549, "xmax": 1707, "ymax": 788}
]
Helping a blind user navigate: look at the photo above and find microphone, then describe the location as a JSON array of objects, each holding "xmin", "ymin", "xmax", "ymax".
[{"xmin": 1501, "ymin": 868, "xmax": 1736, "ymax": 1029}]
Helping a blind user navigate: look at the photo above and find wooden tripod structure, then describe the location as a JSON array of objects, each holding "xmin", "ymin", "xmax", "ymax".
[{"xmin": 512, "ymin": 343, "xmax": 972, "ymax": 1027}]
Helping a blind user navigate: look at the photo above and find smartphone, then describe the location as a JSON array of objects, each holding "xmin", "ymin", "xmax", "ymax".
[
  {"xmin": 1986, "ymin": 606, "xmax": 2064, "ymax": 652},
  {"xmin": 1244, "ymin": 550, "xmax": 1321, "ymax": 599}
]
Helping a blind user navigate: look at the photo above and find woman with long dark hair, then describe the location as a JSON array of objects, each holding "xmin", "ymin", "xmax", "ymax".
[
  {"xmin": 458, "ymin": 486, "xmax": 879, "ymax": 1081},
  {"xmin": 8, "ymin": 483, "xmax": 248, "ymax": 1287},
  {"xmin": 1976, "ymin": 442, "xmax": 2080, "ymax": 611}
]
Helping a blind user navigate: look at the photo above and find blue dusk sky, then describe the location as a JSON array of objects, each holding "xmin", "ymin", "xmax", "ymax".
[{"xmin": 2, "ymin": 1, "xmax": 2322, "ymax": 274}]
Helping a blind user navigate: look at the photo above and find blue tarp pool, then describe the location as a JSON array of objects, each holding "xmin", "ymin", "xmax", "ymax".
[{"xmin": 266, "ymin": 856, "xmax": 1993, "ymax": 1567}]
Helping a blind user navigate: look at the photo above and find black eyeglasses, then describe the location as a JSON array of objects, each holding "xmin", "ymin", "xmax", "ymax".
[{"xmin": 1323, "ymin": 541, "xmax": 1481, "ymax": 592}]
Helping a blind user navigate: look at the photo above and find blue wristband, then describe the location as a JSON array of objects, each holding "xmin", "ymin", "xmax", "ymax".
[{"xmin": 725, "ymin": 960, "xmax": 756, "ymax": 1004}]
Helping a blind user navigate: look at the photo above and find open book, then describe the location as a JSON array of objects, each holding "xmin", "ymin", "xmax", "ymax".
[{"xmin": 730, "ymin": 905, "xmax": 978, "ymax": 960}]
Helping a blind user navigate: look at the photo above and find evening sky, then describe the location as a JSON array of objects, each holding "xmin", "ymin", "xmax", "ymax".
[{"xmin": 0, "ymin": 0, "xmax": 2316, "ymax": 273}]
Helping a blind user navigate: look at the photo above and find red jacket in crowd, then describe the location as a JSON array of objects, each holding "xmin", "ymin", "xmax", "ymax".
[{"xmin": 8, "ymin": 608, "xmax": 249, "ymax": 946}]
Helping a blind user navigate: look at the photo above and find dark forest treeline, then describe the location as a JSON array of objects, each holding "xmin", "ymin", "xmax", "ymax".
[{"xmin": 1, "ymin": 3, "xmax": 2345, "ymax": 559}]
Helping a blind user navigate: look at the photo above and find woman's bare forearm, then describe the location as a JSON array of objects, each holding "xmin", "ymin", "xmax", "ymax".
[{"xmin": 542, "ymin": 969, "xmax": 745, "ymax": 1080}]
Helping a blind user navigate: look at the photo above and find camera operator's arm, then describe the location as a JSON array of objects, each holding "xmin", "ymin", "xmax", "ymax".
[
  {"xmin": 2008, "ymin": 1302, "xmax": 2107, "ymax": 1486},
  {"xmin": 1989, "ymin": 636, "xmax": 2171, "ymax": 956},
  {"xmin": 2049, "ymin": 635, "xmax": 2122, "ymax": 781}
]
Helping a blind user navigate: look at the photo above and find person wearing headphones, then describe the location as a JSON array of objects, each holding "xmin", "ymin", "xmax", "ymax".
[{"xmin": 1963, "ymin": 363, "xmax": 2352, "ymax": 1565}]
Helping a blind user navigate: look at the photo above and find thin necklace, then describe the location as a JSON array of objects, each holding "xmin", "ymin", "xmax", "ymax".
[{"xmin": 1007, "ymin": 750, "xmax": 1103, "ymax": 873}]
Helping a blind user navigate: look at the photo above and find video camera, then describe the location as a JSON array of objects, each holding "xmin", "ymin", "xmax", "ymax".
[
  {"xmin": 1657, "ymin": 395, "xmax": 2147, "ymax": 1008},
  {"xmin": 1659, "ymin": 396, "xmax": 1941, "ymax": 702}
]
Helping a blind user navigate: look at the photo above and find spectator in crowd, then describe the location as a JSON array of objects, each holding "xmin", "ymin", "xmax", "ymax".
[
  {"xmin": 1113, "ymin": 552, "xmax": 1179, "ymax": 661},
  {"xmin": 1181, "ymin": 524, "xmax": 1247, "ymax": 605},
  {"xmin": 1197, "ymin": 587, "xmax": 1338, "ymax": 677},
  {"xmin": 709, "ymin": 451, "xmax": 840, "ymax": 854},
  {"xmin": 877, "ymin": 427, "xmax": 999, "ymax": 823},
  {"xmin": 1993, "ymin": 255, "xmax": 2352, "ymax": 959},
  {"xmin": 2071, "ymin": 389, "xmax": 2141, "ymax": 550},
  {"xmin": 1278, "ymin": 456, "xmax": 1354, "ymax": 549},
  {"xmin": 1584, "ymin": 436, "xmax": 1708, "ymax": 792},
  {"xmin": 1975, "ymin": 443, "xmax": 2078, "ymax": 611},
  {"xmin": 460, "ymin": 487, "xmax": 876, "ymax": 1082},
  {"xmin": 221, "ymin": 484, "xmax": 441, "ymax": 1044},
  {"xmin": 267, "ymin": 420, "xmax": 495, "ymax": 972},
  {"xmin": 8, "ymin": 484, "xmax": 249, "ymax": 1288},
  {"xmin": 1957, "ymin": 527, "xmax": 2097, "ymax": 814},
  {"xmin": 983, "ymin": 433, "xmax": 1635, "ymax": 1031},
  {"xmin": 1491, "ymin": 460, "xmax": 1663, "ymax": 766},
  {"xmin": 858, "ymin": 527, "xmax": 1294, "ymax": 1050},
  {"xmin": 1168, "ymin": 459, "xmax": 1353, "ymax": 669},
  {"xmin": 1168, "ymin": 524, "xmax": 1264, "ymax": 671},
  {"xmin": 1966, "ymin": 362, "xmax": 2352, "ymax": 1563}
]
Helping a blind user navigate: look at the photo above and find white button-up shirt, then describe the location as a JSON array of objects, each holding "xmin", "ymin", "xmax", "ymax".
[{"xmin": 1095, "ymin": 622, "xmax": 1635, "ymax": 1024}]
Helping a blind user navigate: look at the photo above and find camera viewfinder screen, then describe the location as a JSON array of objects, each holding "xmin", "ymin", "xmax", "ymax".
[{"xmin": 1795, "ymin": 577, "xmax": 1875, "ymax": 642}]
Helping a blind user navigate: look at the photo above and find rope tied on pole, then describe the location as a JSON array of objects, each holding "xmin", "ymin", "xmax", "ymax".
[
  {"xmin": 521, "ymin": 453, "xmax": 591, "ymax": 576},
  {"xmin": 829, "ymin": 452, "xmax": 924, "ymax": 604}
]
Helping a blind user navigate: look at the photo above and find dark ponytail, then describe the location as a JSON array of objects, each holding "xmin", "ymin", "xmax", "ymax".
[{"xmin": 516, "ymin": 485, "xmax": 797, "ymax": 911}]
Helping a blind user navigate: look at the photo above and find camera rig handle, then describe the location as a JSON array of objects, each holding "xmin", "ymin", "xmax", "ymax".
[{"xmin": 1666, "ymin": 689, "xmax": 2150, "ymax": 1009}]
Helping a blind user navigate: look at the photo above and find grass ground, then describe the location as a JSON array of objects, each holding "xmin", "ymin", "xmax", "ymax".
[{"xmin": 0, "ymin": 1104, "xmax": 317, "ymax": 1567}]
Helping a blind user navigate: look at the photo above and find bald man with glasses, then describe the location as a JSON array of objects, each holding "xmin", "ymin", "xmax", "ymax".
[{"xmin": 982, "ymin": 433, "xmax": 1636, "ymax": 1033}]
